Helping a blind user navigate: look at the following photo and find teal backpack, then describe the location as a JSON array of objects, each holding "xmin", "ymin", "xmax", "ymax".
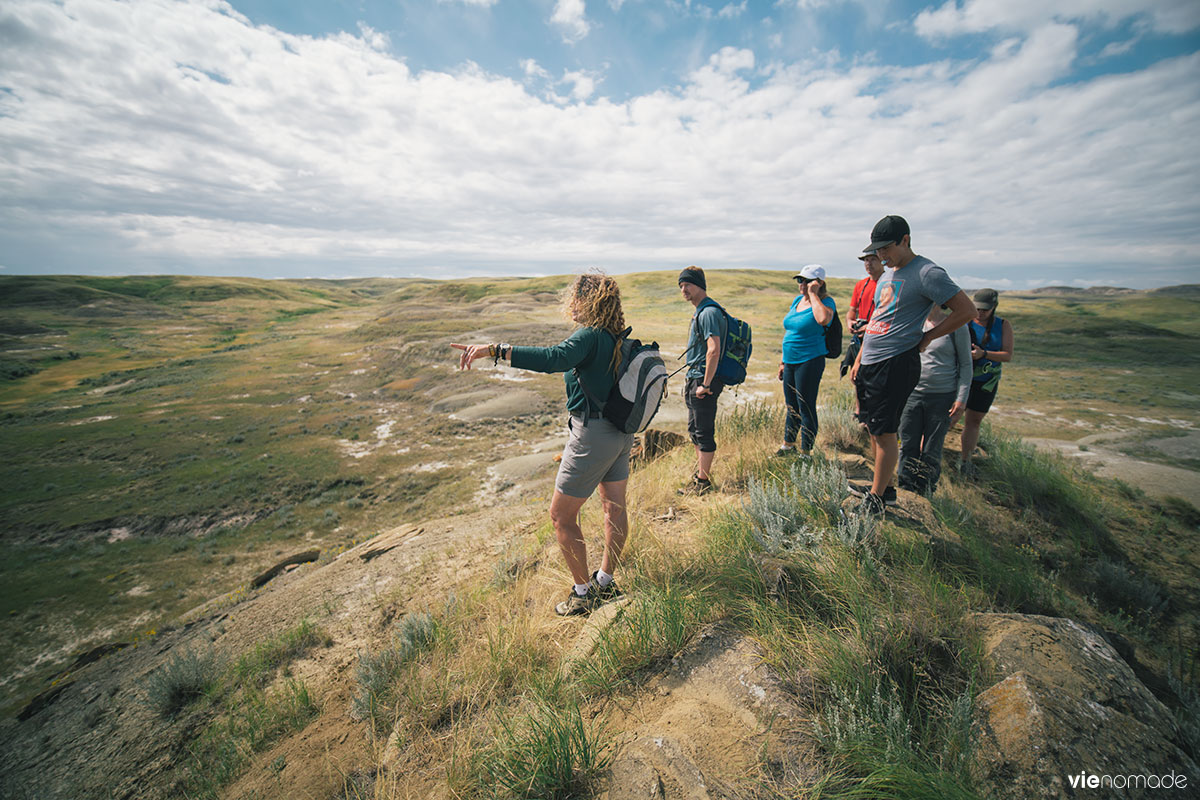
[{"xmin": 691, "ymin": 298, "xmax": 752, "ymax": 385}]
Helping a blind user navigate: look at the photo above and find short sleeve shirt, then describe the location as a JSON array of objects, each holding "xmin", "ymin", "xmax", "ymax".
[
  {"xmin": 686, "ymin": 301, "xmax": 725, "ymax": 380},
  {"xmin": 782, "ymin": 296, "xmax": 836, "ymax": 364},
  {"xmin": 860, "ymin": 255, "xmax": 961, "ymax": 365},
  {"xmin": 851, "ymin": 277, "xmax": 877, "ymax": 322}
]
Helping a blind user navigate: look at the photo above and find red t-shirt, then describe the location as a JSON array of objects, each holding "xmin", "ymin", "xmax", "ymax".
[{"xmin": 851, "ymin": 276, "xmax": 878, "ymax": 323}]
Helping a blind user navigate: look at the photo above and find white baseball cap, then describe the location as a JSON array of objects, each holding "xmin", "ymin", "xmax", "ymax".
[{"xmin": 793, "ymin": 264, "xmax": 826, "ymax": 281}]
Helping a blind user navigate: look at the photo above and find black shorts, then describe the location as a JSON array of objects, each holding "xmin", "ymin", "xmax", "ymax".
[
  {"xmin": 967, "ymin": 380, "xmax": 999, "ymax": 414},
  {"xmin": 855, "ymin": 348, "xmax": 921, "ymax": 436}
]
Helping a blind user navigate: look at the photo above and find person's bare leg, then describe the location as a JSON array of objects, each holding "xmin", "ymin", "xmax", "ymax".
[
  {"xmin": 960, "ymin": 409, "xmax": 986, "ymax": 463},
  {"xmin": 872, "ymin": 433, "xmax": 898, "ymax": 496},
  {"xmin": 597, "ymin": 480, "xmax": 628, "ymax": 576},
  {"xmin": 549, "ymin": 491, "xmax": 590, "ymax": 586},
  {"xmin": 697, "ymin": 449, "xmax": 715, "ymax": 481}
]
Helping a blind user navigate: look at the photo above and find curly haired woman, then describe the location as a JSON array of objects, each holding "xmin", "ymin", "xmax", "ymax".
[{"xmin": 452, "ymin": 272, "xmax": 632, "ymax": 616}]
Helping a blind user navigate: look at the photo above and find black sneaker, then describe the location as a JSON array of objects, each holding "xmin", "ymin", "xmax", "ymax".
[
  {"xmin": 678, "ymin": 476, "xmax": 714, "ymax": 496},
  {"xmin": 854, "ymin": 492, "xmax": 886, "ymax": 517},
  {"xmin": 847, "ymin": 481, "xmax": 871, "ymax": 498},
  {"xmin": 589, "ymin": 571, "xmax": 624, "ymax": 603},
  {"xmin": 555, "ymin": 588, "xmax": 597, "ymax": 616},
  {"xmin": 774, "ymin": 445, "xmax": 797, "ymax": 457},
  {"xmin": 849, "ymin": 482, "xmax": 897, "ymax": 506}
]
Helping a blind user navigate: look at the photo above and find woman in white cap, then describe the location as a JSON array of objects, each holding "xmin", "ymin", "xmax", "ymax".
[
  {"xmin": 776, "ymin": 265, "xmax": 836, "ymax": 457},
  {"xmin": 959, "ymin": 287, "xmax": 1014, "ymax": 474}
]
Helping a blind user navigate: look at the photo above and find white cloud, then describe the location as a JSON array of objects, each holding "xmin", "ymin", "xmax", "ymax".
[
  {"xmin": 562, "ymin": 70, "xmax": 597, "ymax": 100},
  {"xmin": 521, "ymin": 58, "xmax": 550, "ymax": 80},
  {"xmin": 915, "ymin": 0, "xmax": 1200, "ymax": 39},
  {"xmin": 718, "ymin": 1, "xmax": 747, "ymax": 19},
  {"xmin": 551, "ymin": 0, "xmax": 591, "ymax": 43},
  {"xmin": 958, "ymin": 276, "xmax": 1015, "ymax": 288},
  {"xmin": 0, "ymin": 0, "xmax": 1197, "ymax": 287},
  {"xmin": 439, "ymin": 0, "xmax": 501, "ymax": 6}
]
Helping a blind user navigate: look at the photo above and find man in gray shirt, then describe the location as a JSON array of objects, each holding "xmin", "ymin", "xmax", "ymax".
[
  {"xmin": 897, "ymin": 304, "xmax": 972, "ymax": 494},
  {"xmin": 849, "ymin": 215, "xmax": 975, "ymax": 513}
]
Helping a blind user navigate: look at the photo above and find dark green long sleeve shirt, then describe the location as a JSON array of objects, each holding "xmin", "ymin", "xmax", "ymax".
[{"xmin": 510, "ymin": 326, "xmax": 618, "ymax": 417}]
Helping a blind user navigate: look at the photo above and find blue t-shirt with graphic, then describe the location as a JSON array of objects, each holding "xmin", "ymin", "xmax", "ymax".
[
  {"xmin": 782, "ymin": 296, "xmax": 836, "ymax": 364},
  {"xmin": 860, "ymin": 255, "xmax": 961, "ymax": 366}
]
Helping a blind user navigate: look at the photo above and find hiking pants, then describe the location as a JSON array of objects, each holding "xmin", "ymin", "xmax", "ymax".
[{"xmin": 898, "ymin": 390, "xmax": 956, "ymax": 493}]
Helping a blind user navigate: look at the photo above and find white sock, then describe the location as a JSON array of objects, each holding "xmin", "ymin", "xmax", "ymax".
[
  {"xmin": 596, "ymin": 569, "xmax": 613, "ymax": 587},
  {"xmin": 574, "ymin": 583, "xmax": 590, "ymax": 596}
]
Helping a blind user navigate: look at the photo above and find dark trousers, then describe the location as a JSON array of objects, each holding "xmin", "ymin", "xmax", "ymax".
[
  {"xmin": 782, "ymin": 358, "xmax": 825, "ymax": 451},
  {"xmin": 898, "ymin": 390, "xmax": 956, "ymax": 492},
  {"xmin": 685, "ymin": 377, "xmax": 724, "ymax": 452}
]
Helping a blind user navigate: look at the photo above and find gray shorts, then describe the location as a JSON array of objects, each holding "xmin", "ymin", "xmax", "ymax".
[{"xmin": 555, "ymin": 415, "xmax": 634, "ymax": 498}]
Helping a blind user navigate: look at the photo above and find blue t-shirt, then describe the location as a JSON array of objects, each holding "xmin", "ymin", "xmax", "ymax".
[
  {"xmin": 860, "ymin": 255, "xmax": 961, "ymax": 365},
  {"xmin": 686, "ymin": 300, "xmax": 725, "ymax": 380},
  {"xmin": 782, "ymin": 296, "xmax": 836, "ymax": 364}
]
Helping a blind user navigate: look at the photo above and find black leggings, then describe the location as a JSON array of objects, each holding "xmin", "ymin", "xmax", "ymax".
[{"xmin": 782, "ymin": 358, "xmax": 825, "ymax": 451}]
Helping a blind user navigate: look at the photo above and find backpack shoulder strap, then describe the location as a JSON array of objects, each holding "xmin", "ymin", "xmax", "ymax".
[{"xmin": 572, "ymin": 327, "xmax": 620, "ymax": 420}]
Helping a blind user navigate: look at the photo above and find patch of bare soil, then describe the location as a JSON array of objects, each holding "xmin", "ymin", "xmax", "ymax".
[{"xmin": 1026, "ymin": 434, "xmax": 1200, "ymax": 501}]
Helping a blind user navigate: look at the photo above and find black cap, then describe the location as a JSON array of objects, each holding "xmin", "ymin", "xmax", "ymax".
[
  {"xmin": 864, "ymin": 215, "xmax": 910, "ymax": 253},
  {"xmin": 973, "ymin": 288, "xmax": 999, "ymax": 310}
]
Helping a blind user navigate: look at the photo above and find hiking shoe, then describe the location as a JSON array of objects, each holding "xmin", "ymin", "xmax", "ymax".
[
  {"xmin": 957, "ymin": 461, "xmax": 980, "ymax": 479},
  {"xmin": 678, "ymin": 476, "xmax": 714, "ymax": 496},
  {"xmin": 774, "ymin": 445, "xmax": 797, "ymax": 457},
  {"xmin": 555, "ymin": 588, "xmax": 598, "ymax": 617},
  {"xmin": 853, "ymin": 492, "xmax": 886, "ymax": 517},
  {"xmin": 848, "ymin": 482, "xmax": 897, "ymax": 506},
  {"xmin": 589, "ymin": 571, "xmax": 624, "ymax": 603}
]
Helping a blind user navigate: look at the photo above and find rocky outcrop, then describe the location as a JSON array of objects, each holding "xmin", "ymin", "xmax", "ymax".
[
  {"xmin": 592, "ymin": 623, "xmax": 817, "ymax": 799},
  {"xmin": 970, "ymin": 613, "xmax": 1198, "ymax": 799}
]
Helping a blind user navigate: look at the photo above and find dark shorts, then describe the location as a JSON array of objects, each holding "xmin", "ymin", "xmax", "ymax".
[
  {"xmin": 685, "ymin": 376, "xmax": 724, "ymax": 452},
  {"xmin": 967, "ymin": 379, "xmax": 999, "ymax": 414},
  {"xmin": 855, "ymin": 348, "xmax": 921, "ymax": 437}
]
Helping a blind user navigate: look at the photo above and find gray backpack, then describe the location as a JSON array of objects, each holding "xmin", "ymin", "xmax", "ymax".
[{"xmin": 574, "ymin": 328, "xmax": 669, "ymax": 434}]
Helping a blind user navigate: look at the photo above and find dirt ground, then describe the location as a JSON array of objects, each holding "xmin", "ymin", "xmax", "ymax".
[{"xmin": 1026, "ymin": 432, "xmax": 1200, "ymax": 501}]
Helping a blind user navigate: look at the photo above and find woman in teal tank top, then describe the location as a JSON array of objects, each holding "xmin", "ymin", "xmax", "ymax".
[{"xmin": 959, "ymin": 288, "xmax": 1014, "ymax": 474}]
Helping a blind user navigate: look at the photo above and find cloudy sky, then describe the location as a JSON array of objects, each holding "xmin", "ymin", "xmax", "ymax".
[{"xmin": 1, "ymin": 0, "xmax": 1198, "ymax": 288}]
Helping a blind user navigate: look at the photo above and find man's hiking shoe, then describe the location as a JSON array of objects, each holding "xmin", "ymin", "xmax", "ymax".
[
  {"xmin": 848, "ymin": 482, "xmax": 897, "ymax": 506},
  {"xmin": 589, "ymin": 571, "xmax": 624, "ymax": 603},
  {"xmin": 678, "ymin": 476, "xmax": 714, "ymax": 496},
  {"xmin": 555, "ymin": 588, "xmax": 598, "ymax": 617},
  {"xmin": 774, "ymin": 445, "xmax": 796, "ymax": 457},
  {"xmin": 853, "ymin": 492, "xmax": 886, "ymax": 517},
  {"xmin": 957, "ymin": 461, "xmax": 980, "ymax": 479}
]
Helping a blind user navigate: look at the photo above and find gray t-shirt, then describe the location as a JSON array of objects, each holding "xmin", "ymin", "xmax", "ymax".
[
  {"xmin": 913, "ymin": 320, "xmax": 972, "ymax": 403},
  {"xmin": 860, "ymin": 255, "xmax": 961, "ymax": 365},
  {"xmin": 686, "ymin": 301, "xmax": 724, "ymax": 380}
]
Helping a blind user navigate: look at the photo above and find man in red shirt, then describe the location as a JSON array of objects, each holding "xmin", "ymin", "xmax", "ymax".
[{"xmin": 848, "ymin": 251, "xmax": 884, "ymax": 339}]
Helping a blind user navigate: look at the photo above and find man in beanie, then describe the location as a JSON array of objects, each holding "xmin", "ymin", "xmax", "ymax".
[
  {"xmin": 678, "ymin": 266, "xmax": 724, "ymax": 495},
  {"xmin": 848, "ymin": 216, "xmax": 975, "ymax": 514}
]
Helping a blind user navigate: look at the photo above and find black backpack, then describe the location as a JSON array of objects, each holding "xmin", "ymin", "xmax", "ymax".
[{"xmin": 824, "ymin": 311, "xmax": 843, "ymax": 360}]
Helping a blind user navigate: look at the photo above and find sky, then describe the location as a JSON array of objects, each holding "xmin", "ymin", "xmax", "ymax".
[{"xmin": 1, "ymin": 0, "xmax": 1199, "ymax": 289}]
